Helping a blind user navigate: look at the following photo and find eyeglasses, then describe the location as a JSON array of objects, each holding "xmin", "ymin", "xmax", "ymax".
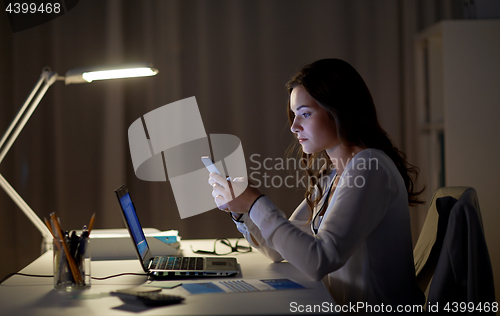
[{"xmin": 191, "ymin": 238, "xmax": 252, "ymax": 256}]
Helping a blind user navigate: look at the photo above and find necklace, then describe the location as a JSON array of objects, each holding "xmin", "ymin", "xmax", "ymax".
[{"xmin": 312, "ymin": 173, "xmax": 337, "ymax": 234}]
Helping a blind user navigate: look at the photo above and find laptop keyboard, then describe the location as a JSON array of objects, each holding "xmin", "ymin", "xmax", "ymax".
[{"xmin": 150, "ymin": 257, "xmax": 204, "ymax": 271}]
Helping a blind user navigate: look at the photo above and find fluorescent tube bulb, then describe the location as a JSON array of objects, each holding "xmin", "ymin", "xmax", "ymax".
[{"xmin": 82, "ymin": 67, "xmax": 157, "ymax": 82}]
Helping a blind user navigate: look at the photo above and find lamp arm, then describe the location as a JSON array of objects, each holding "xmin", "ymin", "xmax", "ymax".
[
  {"xmin": 0, "ymin": 68, "xmax": 59, "ymax": 164},
  {"xmin": 0, "ymin": 74, "xmax": 44, "ymax": 153},
  {"xmin": 0, "ymin": 174, "xmax": 53, "ymax": 243},
  {"xmin": 0, "ymin": 67, "xmax": 60, "ymax": 252}
]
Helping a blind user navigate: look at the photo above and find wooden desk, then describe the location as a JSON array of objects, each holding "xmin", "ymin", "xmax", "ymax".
[{"xmin": 0, "ymin": 239, "xmax": 336, "ymax": 315}]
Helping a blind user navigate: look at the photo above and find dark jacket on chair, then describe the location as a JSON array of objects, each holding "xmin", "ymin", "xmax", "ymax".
[{"xmin": 426, "ymin": 189, "xmax": 495, "ymax": 314}]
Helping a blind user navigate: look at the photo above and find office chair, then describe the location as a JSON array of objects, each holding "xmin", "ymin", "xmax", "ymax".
[{"xmin": 413, "ymin": 187, "xmax": 495, "ymax": 313}]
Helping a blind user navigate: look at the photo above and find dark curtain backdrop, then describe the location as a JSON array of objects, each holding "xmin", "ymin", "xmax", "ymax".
[{"xmin": 0, "ymin": 0, "xmax": 462, "ymax": 281}]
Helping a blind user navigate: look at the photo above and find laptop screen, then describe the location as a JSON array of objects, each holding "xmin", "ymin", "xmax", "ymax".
[{"xmin": 118, "ymin": 192, "xmax": 149, "ymax": 259}]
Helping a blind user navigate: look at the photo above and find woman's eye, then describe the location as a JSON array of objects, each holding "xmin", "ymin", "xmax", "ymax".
[{"xmin": 302, "ymin": 112, "xmax": 311, "ymax": 118}]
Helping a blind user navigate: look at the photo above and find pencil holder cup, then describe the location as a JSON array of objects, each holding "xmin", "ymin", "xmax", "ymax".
[{"xmin": 53, "ymin": 237, "xmax": 91, "ymax": 290}]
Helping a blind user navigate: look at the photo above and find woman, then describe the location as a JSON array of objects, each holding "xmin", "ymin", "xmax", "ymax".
[{"xmin": 209, "ymin": 59, "xmax": 425, "ymax": 309}]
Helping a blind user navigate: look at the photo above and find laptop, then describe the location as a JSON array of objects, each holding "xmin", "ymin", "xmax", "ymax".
[{"xmin": 115, "ymin": 184, "xmax": 239, "ymax": 279}]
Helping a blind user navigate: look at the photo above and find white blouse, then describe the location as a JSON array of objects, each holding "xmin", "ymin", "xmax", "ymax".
[{"xmin": 233, "ymin": 149, "xmax": 424, "ymax": 307}]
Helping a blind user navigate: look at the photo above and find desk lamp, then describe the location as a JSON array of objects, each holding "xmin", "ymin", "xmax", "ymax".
[{"xmin": 0, "ymin": 63, "xmax": 158, "ymax": 252}]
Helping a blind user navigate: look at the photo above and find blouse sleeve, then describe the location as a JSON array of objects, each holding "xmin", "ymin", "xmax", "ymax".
[
  {"xmin": 248, "ymin": 162, "xmax": 393, "ymax": 281},
  {"xmin": 233, "ymin": 196, "xmax": 313, "ymax": 263}
]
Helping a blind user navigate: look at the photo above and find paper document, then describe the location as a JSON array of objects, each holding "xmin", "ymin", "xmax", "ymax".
[{"xmin": 181, "ymin": 278, "xmax": 305, "ymax": 295}]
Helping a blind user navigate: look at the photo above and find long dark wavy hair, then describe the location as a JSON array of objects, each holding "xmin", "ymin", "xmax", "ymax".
[{"xmin": 286, "ymin": 59, "xmax": 424, "ymax": 220}]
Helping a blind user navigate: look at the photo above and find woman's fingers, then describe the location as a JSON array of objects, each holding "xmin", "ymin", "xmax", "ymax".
[
  {"xmin": 209, "ymin": 172, "xmax": 226, "ymax": 185},
  {"xmin": 211, "ymin": 177, "xmax": 233, "ymax": 206},
  {"xmin": 208, "ymin": 173, "xmax": 256, "ymax": 213},
  {"xmin": 211, "ymin": 184, "xmax": 226, "ymax": 198}
]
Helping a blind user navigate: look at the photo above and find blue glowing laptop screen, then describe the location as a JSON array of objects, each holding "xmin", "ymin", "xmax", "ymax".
[{"xmin": 119, "ymin": 193, "xmax": 148, "ymax": 259}]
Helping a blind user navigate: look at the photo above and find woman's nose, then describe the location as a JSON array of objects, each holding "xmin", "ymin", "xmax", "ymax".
[{"xmin": 290, "ymin": 118, "xmax": 301, "ymax": 133}]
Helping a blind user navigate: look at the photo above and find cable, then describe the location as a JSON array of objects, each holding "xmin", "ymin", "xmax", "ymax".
[
  {"xmin": 0, "ymin": 272, "xmax": 52, "ymax": 284},
  {"xmin": 91, "ymin": 273, "xmax": 147, "ymax": 280},
  {"xmin": 1, "ymin": 272, "xmax": 148, "ymax": 284}
]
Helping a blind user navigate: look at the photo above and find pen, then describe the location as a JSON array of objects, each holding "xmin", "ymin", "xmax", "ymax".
[
  {"xmin": 75, "ymin": 234, "xmax": 88, "ymax": 275},
  {"xmin": 70, "ymin": 231, "xmax": 78, "ymax": 257},
  {"xmin": 44, "ymin": 217, "xmax": 62, "ymax": 252},
  {"xmin": 44, "ymin": 217, "xmax": 54, "ymax": 237},
  {"xmin": 87, "ymin": 213, "xmax": 96, "ymax": 235},
  {"xmin": 47, "ymin": 217, "xmax": 64, "ymax": 285}
]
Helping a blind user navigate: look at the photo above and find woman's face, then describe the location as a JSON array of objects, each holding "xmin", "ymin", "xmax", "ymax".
[{"xmin": 289, "ymin": 85, "xmax": 340, "ymax": 154}]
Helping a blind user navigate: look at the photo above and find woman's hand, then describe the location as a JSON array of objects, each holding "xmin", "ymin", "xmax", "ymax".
[{"xmin": 208, "ymin": 173, "xmax": 262, "ymax": 214}]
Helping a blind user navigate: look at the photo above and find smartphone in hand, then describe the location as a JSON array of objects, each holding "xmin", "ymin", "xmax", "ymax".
[{"xmin": 201, "ymin": 156, "xmax": 221, "ymax": 175}]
